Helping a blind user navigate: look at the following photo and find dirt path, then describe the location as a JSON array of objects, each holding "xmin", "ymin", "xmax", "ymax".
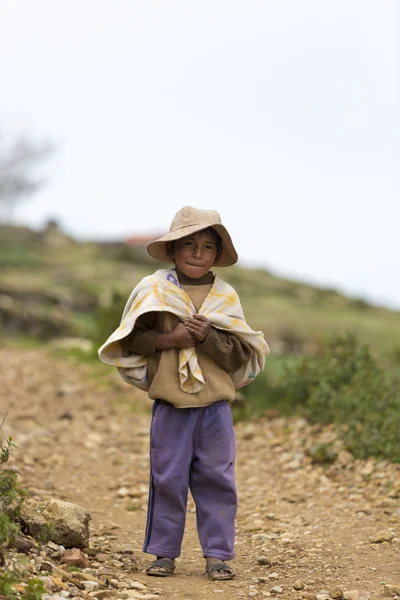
[{"xmin": 2, "ymin": 348, "xmax": 400, "ymax": 599}]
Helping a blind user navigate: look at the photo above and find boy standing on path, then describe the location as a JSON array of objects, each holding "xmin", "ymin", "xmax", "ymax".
[{"xmin": 99, "ymin": 206, "xmax": 269, "ymax": 580}]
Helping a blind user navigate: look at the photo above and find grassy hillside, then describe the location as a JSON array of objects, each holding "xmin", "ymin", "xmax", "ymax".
[{"xmin": 1, "ymin": 223, "xmax": 399, "ymax": 363}]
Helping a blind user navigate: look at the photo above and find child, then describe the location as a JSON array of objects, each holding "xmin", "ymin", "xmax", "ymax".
[{"xmin": 99, "ymin": 206, "xmax": 269, "ymax": 580}]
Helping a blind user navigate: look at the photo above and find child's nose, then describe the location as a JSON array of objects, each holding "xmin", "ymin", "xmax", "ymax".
[{"xmin": 192, "ymin": 245, "xmax": 202, "ymax": 258}]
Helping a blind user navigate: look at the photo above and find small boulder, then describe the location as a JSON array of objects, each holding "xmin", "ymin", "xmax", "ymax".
[{"xmin": 20, "ymin": 498, "xmax": 91, "ymax": 549}]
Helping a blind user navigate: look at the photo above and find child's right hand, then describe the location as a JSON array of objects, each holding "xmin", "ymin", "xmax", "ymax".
[{"xmin": 171, "ymin": 322, "xmax": 197, "ymax": 349}]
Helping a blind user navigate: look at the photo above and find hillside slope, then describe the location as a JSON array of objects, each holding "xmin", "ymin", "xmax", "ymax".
[{"xmin": 1, "ymin": 223, "xmax": 399, "ymax": 361}]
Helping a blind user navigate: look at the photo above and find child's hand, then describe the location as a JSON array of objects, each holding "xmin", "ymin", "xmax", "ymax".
[
  {"xmin": 171, "ymin": 322, "xmax": 197, "ymax": 349},
  {"xmin": 185, "ymin": 314, "xmax": 211, "ymax": 342}
]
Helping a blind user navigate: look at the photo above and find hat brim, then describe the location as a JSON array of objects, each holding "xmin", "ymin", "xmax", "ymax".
[{"xmin": 147, "ymin": 223, "xmax": 238, "ymax": 267}]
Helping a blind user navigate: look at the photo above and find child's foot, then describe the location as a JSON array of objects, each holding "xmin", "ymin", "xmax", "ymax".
[
  {"xmin": 146, "ymin": 557, "xmax": 175, "ymax": 577},
  {"xmin": 205, "ymin": 557, "xmax": 235, "ymax": 580}
]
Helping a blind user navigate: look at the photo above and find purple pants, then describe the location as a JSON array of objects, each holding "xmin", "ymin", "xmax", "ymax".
[{"xmin": 143, "ymin": 400, "xmax": 237, "ymax": 560}]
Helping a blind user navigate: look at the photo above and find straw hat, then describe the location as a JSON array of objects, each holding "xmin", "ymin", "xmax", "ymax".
[{"xmin": 147, "ymin": 206, "xmax": 238, "ymax": 267}]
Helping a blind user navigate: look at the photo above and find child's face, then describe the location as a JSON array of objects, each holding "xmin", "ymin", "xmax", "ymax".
[{"xmin": 173, "ymin": 231, "xmax": 218, "ymax": 279}]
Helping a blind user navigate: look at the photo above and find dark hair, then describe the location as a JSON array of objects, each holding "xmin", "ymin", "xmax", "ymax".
[{"xmin": 166, "ymin": 227, "xmax": 222, "ymax": 260}]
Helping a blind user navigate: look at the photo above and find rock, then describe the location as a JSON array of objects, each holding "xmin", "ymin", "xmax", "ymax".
[
  {"xmin": 82, "ymin": 581, "xmax": 99, "ymax": 592},
  {"xmin": 129, "ymin": 582, "xmax": 147, "ymax": 591},
  {"xmin": 293, "ymin": 581, "xmax": 305, "ymax": 591},
  {"xmin": 343, "ymin": 592, "xmax": 360, "ymax": 600},
  {"xmin": 369, "ymin": 531, "xmax": 395, "ymax": 543},
  {"xmin": 257, "ymin": 556, "xmax": 272, "ymax": 566},
  {"xmin": 62, "ymin": 548, "xmax": 91, "ymax": 568},
  {"xmin": 268, "ymin": 573, "xmax": 279, "ymax": 579},
  {"xmin": 20, "ymin": 498, "xmax": 91, "ymax": 549},
  {"xmin": 270, "ymin": 587, "xmax": 283, "ymax": 595},
  {"xmin": 50, "ymin": 577, "xmax": 68, "ymax": 591},
  {"xmin": 52, "ymin": 567, "xmax": 78, "ymax": 584},
  {"xmin": 302, "ymin": 594, "xmax": 317, "ymax": 600},
  {"xmin": 95, "ymin": 553, "xmax": 110, "ymax": 562},
  {"xmin": 117, "ymin": 582, "xmax": 130, "ymax": 589},
  {"xmin": 40, "ymin": 561, "xmax": 55, "ymax": 573},
  {"xmin": 316, "ymin": 595, "xmax": 330, "ymax": 600},
  {"xmin": 330, "ymin": 588, "xmax": 344, "ymax": 599},
  {"xmin": 47, "ymin": 541, "xmax": 60, "ymax": 551}
]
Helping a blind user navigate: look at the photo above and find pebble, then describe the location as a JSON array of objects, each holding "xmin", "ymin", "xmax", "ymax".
[
  {"xmin": 330, "ymin": 588, "xmax": 344, "ymax": 599},
  {"xmin": 267, "ymin": 573, "xmax": 279, "ymax": 579},
  {"xmin": 369, "ymin": 532, "xmax": 395, "ymax": 543},
  {"xmin": 257, "ymin": 556, "xmax": 271, "ymax": 566},
  {"xmin": 293, "ymin": 580, "xmax": 305, "ymax": 591},
  {"xmin": 270, "ymin": 587, "xmax": 283, "ymax": 594}
]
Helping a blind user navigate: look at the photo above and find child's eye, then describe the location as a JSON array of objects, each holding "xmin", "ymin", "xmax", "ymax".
[{"xmin": 206, "ymin": 245, "xmax": 215, "ymax": 250}]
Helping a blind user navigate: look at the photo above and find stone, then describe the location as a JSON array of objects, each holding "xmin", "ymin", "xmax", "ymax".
[
  {"xmin": 369, "ymin": 531, "xmax": 395, "ymax": 543},
  {"xmin": 82, "ymin": 581, "xmax": 99, "ymax": 592},
  {"xmin": 316, "ymin": 595, "xmax": 330, "ymax": 600},
  {"xmin": 129, "ymin": 582, "xmax": 147, "ymax": 591},
  {"xmin": 62, "ymin": 549, "xmax": 91, "ymax": 568},
  {"xmin": 293, "ymin": 580, "xmax": 305, "ymax": 591},
  {"xmin": 268, "ymin": 573, "xmax": 279, "ymax": 579},
  {"xmin": 270, "ymin": 587, "xmax": 283, "ymax": 595},
  {"xmin": 40, "ymin": 561, "xmax": 55, "ymax": 573},
  {"xmin": 95, "ymin": 554, "xmax": 110, "ymax": 562},
  {"xmin": 47, "ymin": 541, "xmax": 60, "ymax": 551},
  {"xmin": 50, "ymin": 576, "xmax": 68, "ymax": 591},
  {"xmin": 257, "ymin": 556, "xmax": 272, "ymax": 566},
  {"xmin": 302, "ymin": 594, "xmax": 317, "ymax": 600},
  {"xmin": 330, "ymin": 589, "xmax": 344, "ymax": 599},
  {"xmin": 20, "ymin": 498, "xmax": 91, "ymax": 549}
]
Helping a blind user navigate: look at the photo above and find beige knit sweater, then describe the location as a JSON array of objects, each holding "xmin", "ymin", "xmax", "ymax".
[{"xmin": 122, "ymin": 271, "xmax": 252, "ymax": 408}]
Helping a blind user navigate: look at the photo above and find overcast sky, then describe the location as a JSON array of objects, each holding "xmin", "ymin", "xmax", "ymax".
[{"xmin": 1, "ymin": 1, "xmax": 399, "ymax": 308}]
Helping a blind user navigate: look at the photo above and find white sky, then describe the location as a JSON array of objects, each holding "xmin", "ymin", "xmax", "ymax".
[{"xmin": 1, "ymin": 1, "xmax": 399, "ymax": 308}]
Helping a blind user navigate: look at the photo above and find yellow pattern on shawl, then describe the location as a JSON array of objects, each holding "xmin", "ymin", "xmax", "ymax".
[{"xmin": 98, "ymin": 269, "xmax": 269, "ymax": 393}]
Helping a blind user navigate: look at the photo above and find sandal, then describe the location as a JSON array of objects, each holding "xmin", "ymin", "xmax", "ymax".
[
  {"xmin": 146, "ymin": 558, "xmax": 176, "ymax": 577},
  {"xmin": 206, "ymin": 561, "xmax": 235, "ymax": 581}
]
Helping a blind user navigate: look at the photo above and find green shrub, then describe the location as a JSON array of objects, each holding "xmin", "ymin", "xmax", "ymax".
[
  {"xmin": 243, "ymin": 334, "xmax": 400, "ymax": 462},
  {"xmin": 0, "ymin": 434, "xmax": 25, "ymax": 563}
]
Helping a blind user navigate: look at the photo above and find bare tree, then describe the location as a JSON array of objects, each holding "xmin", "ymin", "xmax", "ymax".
[{"xmin": 0, "ymin": 133, "xmax": 53, "ymax": 222}]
